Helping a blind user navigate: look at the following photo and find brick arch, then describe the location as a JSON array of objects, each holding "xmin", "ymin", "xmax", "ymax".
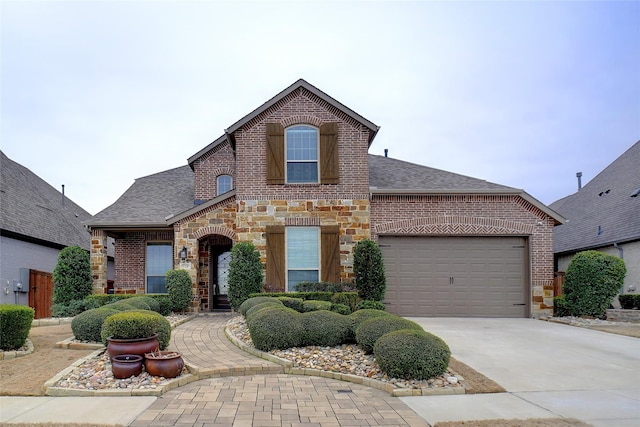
[
  {"xmin": 374, "ymin": 216, "xmax": 535, "ymax": 236},
  {"xmin": 192, "ymin": 226, "xmax": 236, "ymax": 241},
  {"xmin": 281, "ymin": 115, "xmax": 324, "ymax": 128}
]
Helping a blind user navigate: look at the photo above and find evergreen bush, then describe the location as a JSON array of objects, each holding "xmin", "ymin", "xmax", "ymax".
[
  {"xmin": 53, "ymin": 246, "xmax": 93, "ymax": 305},
  {"xmin": 374, "ymin": 329, "xmax": 450, "ymax": 380},
  {"xmin": 356, "ymin": 300, "xmax": 386, "ymax": 311},
  {"xmin": 331, "ymin": 292, "xmax": 360, "ymax": 312},
  {"xmin": 300, "ymin": 310, "xmax": 351, "ymax": 346},
  {"xmin": 346, "ymin": 309, "xmax": 392, "ymax": 341},
  {"xmin": 302, "ymin": 300, "xmax": 332, "ymax": 312},
  {"xmin": 119, "ymin": 297, "xmax": 150, "ymax": 311},
  {"xmin": 353, "ymin": 240, "xmax": 386, "ymax": 301},
  {"xmin": 295, "ymin": 282, "xmax": 345, "ymax": 293},
  {"xmin": 239, "ymin": 296, "xmax": 282, "ymax": 317},
  {"xmin": 277, "ymin": 296, "xmax": 304, "ymax": 312},
  {"xmin": 101, "ymin": 310, "xmax": 171, "ymax": 349},
  {"xmin": 563, "ymin": 250, "xmax": 626, "ymax": 317},
  {"xmin": 245, "ymin": 300, "xmax": 285, "ymax": 319},
  {"xmin": 619, "ymin": 294, "xmax": 640, "ymax": 309},
  {"xmin": 166, "ymin": 269, "xmax": 193, "ymax": 313},
  {"xmin": 246, "ymin": 306, "xmax": 303, "ymax": 351},
  {"xmin": 228, "ymin": 242, "xmax": 264, "ymax": 310},
  {"xmin": 71, "ymin": 307, "xmax": 120, "ymax": 342},
  {"xmin": 330, "ymin": 303, "xmax": 351, "ymax": 315},
  {"xmin": 0, "ymin": 305, "xmax": 34, "ymax": 350},
  {"xmin": 132, "ymin": 296, "xmax": 161, "ymax": 313},
  {"xmin": 355, "ymin": 316, "xmax": 423, "ymax": 354}
]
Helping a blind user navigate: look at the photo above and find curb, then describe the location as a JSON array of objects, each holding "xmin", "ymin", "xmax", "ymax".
[{"xmin": 0, "ymin": 339, "xmax": 34, "ymax": 360}]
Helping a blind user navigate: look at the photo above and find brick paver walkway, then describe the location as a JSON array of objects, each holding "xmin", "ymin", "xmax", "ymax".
[{"xmin": 130, "ymin": 314, "xmax": 429, "ymax": 427}]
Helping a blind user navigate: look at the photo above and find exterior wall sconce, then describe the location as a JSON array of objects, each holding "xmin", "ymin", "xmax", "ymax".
[{"xmin": 179, "ymin": 246, "xmax": 188, "ymax": 261}]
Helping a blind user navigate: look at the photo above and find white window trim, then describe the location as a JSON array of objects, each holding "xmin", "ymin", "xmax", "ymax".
[
  {"xmin": 285, "ymin": 226, "xmax": 321, "ymax": 292},
  {"xmin": 285, "ymin": 125, "xmax": 320, "ymax": 184},
  {"xmin": 216, "ymin": 174, "xmax": 233, "ymax": 196}
]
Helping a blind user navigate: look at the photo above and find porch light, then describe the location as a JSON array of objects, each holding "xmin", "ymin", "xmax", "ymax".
[{"xmin": 179, "ymin": 246, "xmax": 188, "ymax": 261}]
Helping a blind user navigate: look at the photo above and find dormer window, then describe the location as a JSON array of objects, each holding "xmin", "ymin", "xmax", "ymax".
[
  {"xmin": 216, "ymin": 175, "xmax": 232, "ymax": 196},
  {"xmin": 285, "ymin": 125, "xmax": 319, "ymax": 183}
]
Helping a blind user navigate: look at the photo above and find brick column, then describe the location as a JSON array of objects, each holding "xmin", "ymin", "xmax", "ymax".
[{"xmin": 91, "ymin": 229, "xmax": 108, "ymax": 294}]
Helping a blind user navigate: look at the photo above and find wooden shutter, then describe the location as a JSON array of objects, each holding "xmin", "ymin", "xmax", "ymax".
[
  {"xmin": 321, "ymin": 225, "xmax": 340, "ymax": 283},
  {"xmin": 265, "ymin": 225, "xmax": 285, "ymax": 292},
  {"xmin": 320, "ymin": 122, "xmax": 339, "ymax": 184},
  {"xmin": 266, "ymin": 123, "xmax": 285, "ymax": 184}
]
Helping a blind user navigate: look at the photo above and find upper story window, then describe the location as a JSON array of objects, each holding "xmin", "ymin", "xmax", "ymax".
[
  {"xmin": 216, "ymin": 174, "xmax": 233, "ymax": 195},
  {"xmin": 285, "ymin": 125, "xmax": 319, "ymax": 183}
]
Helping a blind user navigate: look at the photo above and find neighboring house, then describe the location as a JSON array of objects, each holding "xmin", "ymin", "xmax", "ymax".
[
  {"xmin": 0, "ymin": 151, "xmax": 115, "ymax": 318},
  {"xmin": 551, "ymin": 141, "xmax": 640, "ymax": 296},
  {"xmin": 87, "ymin": 79, "xmax": 563, "ymax": 318}
]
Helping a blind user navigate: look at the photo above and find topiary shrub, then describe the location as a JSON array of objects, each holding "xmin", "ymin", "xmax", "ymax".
[
  {"xmin": 295, "ymin": 282, "xmax": 345, "ymax": 293},
  {"xmin": 347, "ymin": 309, "xmax": 392, "ymax": 341},
  {"xmin": 53, "ymin": 246, "xmax": 93, "ymax": 306},
  {"xmin": 119, "ymin": 298, "xmax": 150, "ymax": 311},
  {"xmin": 330, "ymin": 303, "xmax": 351, "ymax": 315},
  {"xmin": 100, "ymin": 310, "xmax": 171, "ymax": 349},
  {"xmin": 302, "ymin": 300, "xmax": 332, "ymax": 312},
  {"xmin": 374, "ymin": 329, "xmax": 451, "ymax": 380},
  {"xmin": 355, "ymin": 316, "xmax": 423, "ymax": 354},
  {"xmin": 239, "ymin": 296, "xmax": 283, "ymax": 317},
  {"xmin": 332, "ymin": 292, "xmax": 360, "ymax": 312},
  {"xmin": 0, "ymin": 305, "xmax": 34, "ymax": 350},
  {"xmin": 353, "ymin": 239, "xmax": 386, "ymax": 301},
  {"xmin": 132, "ymin": 296, "xmax": 161, "ymax": 313},
  {"xmin": 246, "ymin": 306, "xmax": 303, "ymax": 351},
  {"xmin": 245, "ymin": 300, "xmax": 285, "ymax": 319},
  {"xmin": 563, "ymin": 250, "xmax": 626, "ymax": 317},
  {"xmin": 277, "ymin": 296, "xmax": 304, "ymax": 312},
  {"xmin": 356, "ymin": 300, "xmax": 386, "ymax": 311},
  {"xmin": 71, "ymin": 307, "xmax": 120, "ymax": 342},
  {"xmin": 107, "ymin": 301, "xmax": 138, "ymax": 311},
  {"xmin": 300, "ymin": 310, "xmax": 352, "ymax": 346},
  {"xmin": 166, "ymin": 270, "xmax": 193, "ymax": 313},
  {"xmin": 228, "ymin": 242, "xmax": 264, "ymax": 311}
]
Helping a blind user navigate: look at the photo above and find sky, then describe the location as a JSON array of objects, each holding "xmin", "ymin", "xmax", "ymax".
[{"xmin": 2, "ymin": 0, "xmax": 639, "ymax": 215}]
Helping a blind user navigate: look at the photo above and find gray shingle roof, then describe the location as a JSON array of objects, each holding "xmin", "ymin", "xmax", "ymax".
[
  {"xmin": 87, "ymin": 165, "xmax": 195, "ymax": 227},
  {"xmin": 0, "ymin": 151, "xmax": 93, "ymax": 249},
  {"xmin": 550, "ymin": 140, "xmax": 640, "ymax": 253}
]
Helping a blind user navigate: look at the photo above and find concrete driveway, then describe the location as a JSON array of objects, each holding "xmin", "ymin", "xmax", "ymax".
[{"xmin": 400, "ymin": 318, "xmax": 640, "ymax": 427}]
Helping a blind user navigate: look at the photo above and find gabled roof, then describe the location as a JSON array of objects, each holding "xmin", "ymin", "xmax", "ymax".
[
  {"xmin": 0, "ymin": 151, "xmax": 92, "ymax": 249},
  {"xmin": 369, "ymin": 154, "xmax": 564, "ymax": 224},
  {"xmin": 87, "ymin": 165, "xmax": 195, "ymax": 228},
  {"xmin": 550, "ymin": 140, "xmax": 640, "ymax": 253},
  {"xmin": 188, "ymin": 79, "xmax": 380, "ymax": 167}
]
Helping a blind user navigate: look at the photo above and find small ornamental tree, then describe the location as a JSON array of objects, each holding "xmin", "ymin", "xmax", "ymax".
[
  {"xmin": 166, "ymin": 270, "xmax": 193, "ymax": 313},
  {"xmin": 563, "ymin": 250, "xmax": 626, "ymax": 317},
  {"xmin": 228, "ymin": 242, "xmax": 264, "ymax": 310},
  {"xmin": 53, "ymin": 246, "xmax": 93, "ymax": 305},
  {"xmin": 353, "ymin": 239, "xmax": 386, "ymax": 301}
]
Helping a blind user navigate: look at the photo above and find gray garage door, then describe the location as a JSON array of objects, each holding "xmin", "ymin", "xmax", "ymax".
[{"xmin": 380, "ymin": 236, "xmax": 529, "ymax": 317}]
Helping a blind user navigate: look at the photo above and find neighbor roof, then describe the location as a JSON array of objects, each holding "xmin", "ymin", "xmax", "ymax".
[
  {"xmin": 0, "ymin": 151, "xmax": 92, "ymax": 249},
  {"xmin": 550, "ymin": 140, "xmax": 640, "ymax": 253}
]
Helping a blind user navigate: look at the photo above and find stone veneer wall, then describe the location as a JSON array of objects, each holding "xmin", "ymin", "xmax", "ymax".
[
  {"xmin": 370, "ymin": 194, "xmax": 556, "ymax": 317},
  {"xmin": 90, "ymin": 229, "xmax": 108, "ymax": 293}
]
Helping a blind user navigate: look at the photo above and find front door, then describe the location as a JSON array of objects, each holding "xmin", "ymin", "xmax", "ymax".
[
  {"xmin": 28, "ymin": 269, "xmax": 53, "ymax": 319},
  {"xmin": 217, "ymin": 251, "xmax": 231, "ymax": 295}
]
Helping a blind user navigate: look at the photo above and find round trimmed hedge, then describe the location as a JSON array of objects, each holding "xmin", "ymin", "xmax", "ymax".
[
  {"xmin": 131, "ymin": 296, "xmax": 161, "ymax": 313},
  {"xmin": 373, "ymin": 329, "xmax": 450, "ymax": 380},
  {"xmin": 245, "ymin": 300, "xmax": 285, "ymax": 319},
  {"xmin": 239, "ymin": 296, "xmax": 282, "ymax": 317},
  {"xmin": 300, "ymin": 310, "xmax": 351, "ymax": 346},
  {"xmin": 100, "ymin": 310, "xmax": 171, "ymax": 350},
  {"xmin": 0, "ymin": 304, "xmax": 34, "ymax": 350},
  {"xmin": 118, "ymin": 298, "xmax": 150, "ymax": 311},
  {"xmin": 246, "ymin": 306, "xmax": 303, "ymax": 351},
  {"xmin": 355, "ymin": 316, "xmax": 423, "ymax": 354},
  {"xmin": 106, "ymin": 301, "xmax": 138, "ymax": 311},
  {"xmin": 71, "ymin": 307, "xmax": 120, "ymax": 342},
  {"xmin": 346, "ymin": 309, "xmax": 392, "ymax": 342},
  {"xmin": 302, "ymin": 300, "xmax": 332, "ymax": 312},
  {"xmin": 277, "ymin": 296, "xmax": 304, "ymax": 312}
]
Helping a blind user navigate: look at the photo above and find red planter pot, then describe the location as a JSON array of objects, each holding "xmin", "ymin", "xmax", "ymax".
[
  {"xmin": 111, "ymin": 354, "xmax": 144, "ymax": 379},
  {"xmin": 106, "ymin": 334, "xmax": 159, "ymax": 360},
  {"xmin": 144, "ymin": 351, "xmax": 185, "ymax": 378}
]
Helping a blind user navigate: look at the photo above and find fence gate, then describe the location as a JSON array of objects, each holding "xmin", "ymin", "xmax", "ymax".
[{"xmin": 28, "ymin": 269, "xmax": 53, "ymax": 319}]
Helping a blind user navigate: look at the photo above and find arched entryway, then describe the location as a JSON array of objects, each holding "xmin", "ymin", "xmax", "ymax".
[{"xmin": 197, "ymin": 234, "xmax": 233, "ymax": 311}]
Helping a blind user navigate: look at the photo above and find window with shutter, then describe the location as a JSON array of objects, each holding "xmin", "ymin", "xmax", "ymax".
[
  {"xmin": 320, "ymin": 123, "xmax": 339, "ymax": 184},
  {"xmin": 321, "ymin": 225, "xmax": 340, "ymax": 282},
  {"xmin": 285, "ymin": 125, "xmax": 319, "ymax": 183},
  {"xmin": 265, "ymin": 225, "xmax": 285, "ymax": 292},
  {"xmin": 286, "ymin": 227, "xmax": 320, "ymax": 291}
]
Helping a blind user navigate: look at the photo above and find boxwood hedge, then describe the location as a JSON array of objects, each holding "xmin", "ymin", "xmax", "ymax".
[
  {"xmin": 355, "ymin": 316, "xmax": 423, "ymax": 354},
  {"xmin": 246, "ymin": 306, "xmax": 303, "ymax": 351},
  {"xmin": 0, "ymin": 305, "xmax": 34, "ymax": 350}
]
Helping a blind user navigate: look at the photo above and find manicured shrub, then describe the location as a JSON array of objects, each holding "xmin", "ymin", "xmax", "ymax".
[
  {"xmin": 302, "ymin": 300, "xmax": 332, "ymax": 312},
  {"xmin": 107, "ymin": 301, "xmax": 138, "ymax": 311},
  {"xmin": 353, "ymin": 239, "xmax": 386, "ymax": 301},
  {"xmin": 71, "ymin": 307, "xmax": 120, "ymax": 342},
  {"xmin": 153, "ymin": 295, "xmax": 173, "ymax": 315},
  {"xmin": 295, "ymin": 282, "xmax": 345, "ymax": 293},
  {"xmin": 618, "ymin": 294, "xmax": 640, "ymax": 310},
  {"xmin": 246, "ymin": 306, "xmax": 303, "ymax": 351},
  {"xmin": 0, "ymin": 305, "xmax": 34, "ymax": 350},
  {"xmin": 53, "ymin": 246, "xmax": 93, "ymax": 305},
  {"xmin": 248, "ymin": 292, "xmax": 333, "ymax": 301},
  {"xmin": 239, "ymin": 296, "xmax": 283, "ymax": 317},
  {"xmin": 132, "ymin": 296, "xmax": 161, "ymax": 313},
  {"xmin": 277, "ymin": 296, "xmax": 304, "ymax": 312},
  {"xmin": 228, "ymin": 242, "xmax": 264, "ymax": 310},
  {"xmin": 356, "ymin": 300, "xmax": 386, "ymax": 311},
  {"xmin": 300, "ymin": 310, "xmax": 352, "ymax": 346},
  {"xmin": 347, "ymin": 309, "xmax": 392, "ymax": 341},
  {"xmin": 355, "ymin": 316, "xmax": 423, "ymax": 354},
  {"xmin": 85, "ymin": 294, "xmax": 114, "ymax": 307},
  {"xmin": 166, "ymin": 269, "xmax": 193, "ymax": 313},
  {"xmin": 563, "ymin": 250, "xmax": 626, "ymax": 317},
  {"xmin": 332, "ymin": 292, "xmax": 360, "ymax": 312},
  {"xmin": 374, "ymin": 329, "xmax": 451, "ymax": 380},
  {"xmin": 553, "ymin": 296, "xmax": 571, "ymax": 317},
  {"xmin": 330, "ymin": 303, "xmax": 351, "ymax": 315},
  {"xmin": 119, "ymin": 298, "xmax": 151, "ymax": 311},
  {"xmin": 101, "ymin": 310, "xmax": 171, "ymax": 350},
  {"xmin": 51, "ymin": 299, "xmax": 98, "ymax": 317},
  {"xmin": 245, "ymin": 300, "xmax": 285, "ymax": 319}
]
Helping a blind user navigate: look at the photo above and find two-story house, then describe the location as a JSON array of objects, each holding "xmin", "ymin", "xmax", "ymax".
[{"xmin": 87, "ymin": 79, "xmax": 563, "ymax": 318}]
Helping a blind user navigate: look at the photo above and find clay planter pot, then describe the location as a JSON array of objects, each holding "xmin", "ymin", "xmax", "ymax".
[
  {"xmin": 144, "ymin": 351, "xmax": 184, "ymax": 378},
  {"xmin": 111, "ymin": 354, "xmax": 144, "ymax": 379},
  {"xmin": 106, "ymin": 334, "xmax": 159, "ymax": 360}
]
